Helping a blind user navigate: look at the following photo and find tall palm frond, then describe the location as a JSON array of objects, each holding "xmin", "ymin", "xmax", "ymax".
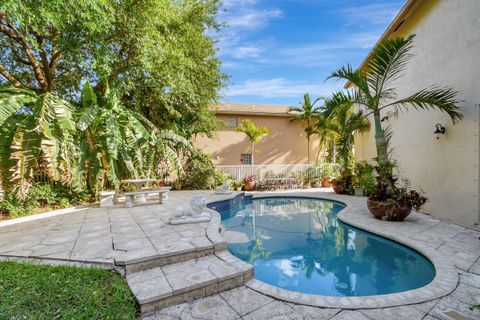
[
  {"xmin": 236, "ymin": 119, "xmax": 271, "ymax": 166},
  {"xmin": 290, "ymin": 93, "xmax": 322, "ymax": 163},
  {"xmin": 365, "ymin": 35, "xmax": 415, "ymax": 99},
  {"xmin": 327, "ymin": 35, "xmax": 462, "ymax": 165},
  {"xmin": 382, "ymin": 86, "xmax": 462, "ymax": 122},
  {"xmin": 236, "ymin": 119, "xmax": 271, "ymax": 144}
]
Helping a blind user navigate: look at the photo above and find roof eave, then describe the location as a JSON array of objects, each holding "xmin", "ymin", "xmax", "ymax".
[
  {"xmin": 214, "ymin": 110, "xmax": 296, "ymax": 117},
  {"xmin": 344, "ymin": 0, "xmax": 419, "ymax": 89}
]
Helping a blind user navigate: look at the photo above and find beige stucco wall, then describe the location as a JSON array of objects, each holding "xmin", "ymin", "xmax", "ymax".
[
  {"xmin": 354, "ymin": 0, "xmax": 480, "ymax": 227},
  {"xmin": 195, "ymin": 114, "xmax": 320, "ymax": 165}
]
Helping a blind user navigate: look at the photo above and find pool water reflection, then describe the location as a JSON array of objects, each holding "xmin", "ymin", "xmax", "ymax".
[{"xmin": 219, "ymin": 197, "xmax": 435, "ymax": 297}]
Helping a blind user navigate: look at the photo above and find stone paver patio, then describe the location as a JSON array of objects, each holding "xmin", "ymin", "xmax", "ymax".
[{"xmin": 0, "ymin": 190, "xmax": 479, "ymax": 319}]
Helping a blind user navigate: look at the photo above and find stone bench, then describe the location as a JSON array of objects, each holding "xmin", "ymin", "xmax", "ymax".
[
  {"xmin": 124, "ymin": 188, "xmax": 170, "ymax": 208},
  {"xmin": 99, "ymin": 190, "xmax": 119, "ymax": 208}
]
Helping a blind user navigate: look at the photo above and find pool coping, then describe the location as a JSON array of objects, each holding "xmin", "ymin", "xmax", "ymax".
[{"xmin": 213, "ymin": 192, "xmax": 459, "ymax": 309}]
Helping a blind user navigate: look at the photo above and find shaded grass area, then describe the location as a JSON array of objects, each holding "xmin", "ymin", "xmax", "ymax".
[{"xmin": 0, "ymin": 261, "xmax": 138, "ymax": 319}]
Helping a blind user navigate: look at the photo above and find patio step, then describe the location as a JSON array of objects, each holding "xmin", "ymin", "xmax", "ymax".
[{"xmin": 127, "ymin": 251, "xmax": 253, "ymax": 314}]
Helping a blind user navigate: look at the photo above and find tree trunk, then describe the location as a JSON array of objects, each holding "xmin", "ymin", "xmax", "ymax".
[
  {"xmin": 251, "ymin": 142, "xmax": 255, "ymax": 167},
  {"xmin": 373, "ymin": 111, "xmax": 389, "ymax": 165},
  {"xmin": 307, "ymin": 135, "xmax": 311, "ymax": 164},
  {"xmin": 333, "ymin": 142, "xmax": 337, "ymax": 164}
]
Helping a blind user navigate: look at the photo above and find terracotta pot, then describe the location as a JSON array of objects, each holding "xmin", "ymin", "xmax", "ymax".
[
  {"xmin": 367, "ymin": 198, "xmax": 412, "ymax": 221},
  {"xmin": 321, "ymin": 177, "xmax": 332, "ymax": 188},
  {"xmin": 332, "ymin": 180, "xmax": 348, "ymax": 194},
  {"xmin": 244, "ymin": 181, "xmax": 256, "ymax": 191}
]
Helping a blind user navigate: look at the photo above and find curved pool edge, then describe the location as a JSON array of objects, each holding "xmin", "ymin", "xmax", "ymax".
[{"xmin": 208, "ymin": 191, "xmax": 459, "ymax": 309}]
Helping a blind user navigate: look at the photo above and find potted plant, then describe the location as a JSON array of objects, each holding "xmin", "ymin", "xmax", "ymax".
[
  {"xmin": 367, "ymin": 162, "xmax": 427, "ymax": 221},
  {"xmin": 243, "ymin": 175, "xmax": 256, "ymax": 191},
  {"xmin": 332, "ymin": 170, "xmax": 353, "ymax": 194},
  {"xmin": 234, "ymin": 179, "xmax": 244, "ymax": 191},
  {"xmin": 321, "ymin": 165, "xmax": 334, "ymax": 188},
  {"xmin": 353, "ymin": 162, "xmax": 376, "ymax": 196}
]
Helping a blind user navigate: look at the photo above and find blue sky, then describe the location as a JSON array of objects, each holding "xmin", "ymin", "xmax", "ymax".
[{"xmin": 216, "ymin": 0, "xmax": 405, "ymax": 106}]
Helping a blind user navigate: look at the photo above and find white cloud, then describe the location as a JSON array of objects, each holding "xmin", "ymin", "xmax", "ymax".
[
  {"xmin": 226, "ymin": 8, "xmax": 282, "ymax": 30},
  {"xmin": 233, "ymin": 46, "xmax": 263, "ymax": 59},
  {"xmin": 216, "ymin": 0, "xmax": 282, "ymax": 57},
  {"xmin": 224, "ymin": 78, "xmax": 336, "ymax": 98},
  {"xmin": 245, "ymin": 31, "xmax": 381, "ymax": 67},
  {"xmin": 341, "ymin": 3, "xmax": 402, "ymax": 26}
]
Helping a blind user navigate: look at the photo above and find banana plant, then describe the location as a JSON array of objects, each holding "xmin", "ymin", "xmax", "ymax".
[
  {"xmin": 0, "ymin": 87, "xmax": 76, "ymax": 197},
  {"xmin": 76, "ymin": 82, "xmax": 192, "ymax": 193}
]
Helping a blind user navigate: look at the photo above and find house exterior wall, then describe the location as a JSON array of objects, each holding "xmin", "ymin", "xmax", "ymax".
[
  {"xmin": 195, "ymin": 114, "xmax": 320, "ymax": 165},
  {"xmin": 354, "ymin": 0, "xmax": 480, "ymax": 227}
]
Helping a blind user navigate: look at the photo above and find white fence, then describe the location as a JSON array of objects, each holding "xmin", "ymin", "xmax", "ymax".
[{"xmin": 215, "ymin": 163, "xmax": 339, "ymax": 181}]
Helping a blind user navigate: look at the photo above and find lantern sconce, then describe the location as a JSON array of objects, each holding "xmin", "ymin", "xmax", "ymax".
[
  {"xmin": 380, "ymin": 110, "xmax": 396, "ymax": 122},
  {"xmin": 434, "ymin": 123, "xmax": 445, "ymax": 139}
]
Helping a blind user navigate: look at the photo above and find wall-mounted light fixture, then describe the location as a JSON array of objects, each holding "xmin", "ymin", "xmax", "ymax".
[
  {"xmin": 434, "ymin": 123, "xmax": 445, "ymax": 139},
  {"xmin": 380, "ymin": 110, "xmax": 396, "ymax": 122}
]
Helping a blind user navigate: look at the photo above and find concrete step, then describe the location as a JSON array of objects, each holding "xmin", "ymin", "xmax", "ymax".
[{"xmin": 127, "ymin": 251, "xmax": 254, "ymax": 313}]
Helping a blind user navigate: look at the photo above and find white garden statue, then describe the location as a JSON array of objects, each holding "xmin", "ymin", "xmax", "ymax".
[
  {"xmin": 215, "ymin": 181, "xmax": 231, "ymax": 194},
  {"xmin": 170, "ymin": 194, "xmax": 211, "ymax": 225}
]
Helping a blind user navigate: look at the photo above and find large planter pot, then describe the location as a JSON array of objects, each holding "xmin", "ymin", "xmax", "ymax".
[
  {"xmin": 244, "ymin": 181, "xmax": 256, "ymax": 191},
  {"xmin": 321, "ymin": 177, "xmax": 332, "ymax": 188},
  {"xmin": 367, "ymin": 198, "xmax": 412, "ymax": 221},
  {"xmin": 332, "ymin": 180, "xmax": 348, "ymax": 194}
]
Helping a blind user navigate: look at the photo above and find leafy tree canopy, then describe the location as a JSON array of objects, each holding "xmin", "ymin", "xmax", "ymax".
[{"xmin": 0, "ymin": 0, "xmax": 225, "ymax": 135}]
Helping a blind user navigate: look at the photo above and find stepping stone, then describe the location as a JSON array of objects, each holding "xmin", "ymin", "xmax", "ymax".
[{"xmin": 127, "ymin": 253, "xmax": 253, "ymax": 313}]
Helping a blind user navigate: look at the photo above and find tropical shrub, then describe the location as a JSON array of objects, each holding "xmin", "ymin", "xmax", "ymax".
[
  {"xmin": 178, "ymin": 150, "xmax": 217, "ymax": 190},
  {"xmin": 353, "ymin": 162, "xmax": 376, "ymax": 196},
  {"xmin": 369, "ymin": 162, "xmax": 427, "ymax": 211},
  {"xmin": 0, "ymin": 194, "xmax": 27, "ymax": 218},
  {"xmin": 214, "ymin": 170, "xmax": 230, "ymax": 187},
  {"xmin": 0, "ymin": 183, "xmax": 93, "ymax": 218},
  {"xmin": 76, "ymin": 82, "xmax": 192, "ymax": 194},
  {"xmin": 303, "ymin": 164, "xmax": 324, "ymax": 186},
  {"xmin": 332, "ymin": 171, "xmax": 354, "ymax": 195},
  {"xmin": 318, "ymin": 93, "xmax": 370, "ymax": 170},
  {"xmin": 0, "ymin": 87, "xmax": 76, "ymax": 197}
]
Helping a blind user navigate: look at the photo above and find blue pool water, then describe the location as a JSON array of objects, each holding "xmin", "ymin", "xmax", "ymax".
[{"xmin": 219, "ymin": 197, "xmax": 435, "ymax": 297}]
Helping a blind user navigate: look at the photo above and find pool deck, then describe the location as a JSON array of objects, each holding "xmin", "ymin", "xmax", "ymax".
[{"xmin": 0, "ymin": 190, "xmax": 479, "ymax": 319}]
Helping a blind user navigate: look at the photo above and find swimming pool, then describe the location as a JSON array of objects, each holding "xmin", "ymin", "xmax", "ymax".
[{"xmin": 219, "ymin": 197, "xmax": 435, "ymax": 297}]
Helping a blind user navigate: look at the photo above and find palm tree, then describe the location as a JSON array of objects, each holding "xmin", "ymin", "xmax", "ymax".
[
  {"xmin": 314, "ymin": 111, "xmax": 337, "ymax": 163},
  {"xmin": 236, "ymin": 119, "xmax": 271, "ymax": 166},
  {"xmin": 289, "ymin": 93, "xmax": 321, "ymax": 163},
  {"xmin": 328, "ymin": 35, "xmax": 462, "ymax": 166},
  {"xmin": 0, "ymin": 87, "xmax": 76, "ymax": 197},
  {"xmin": 319, "ymin": 92, "xmax": 371, "ymax": 169}
]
